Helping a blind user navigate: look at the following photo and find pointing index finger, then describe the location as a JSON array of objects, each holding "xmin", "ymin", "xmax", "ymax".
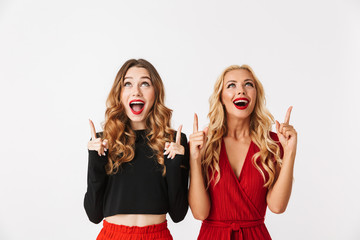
[
  {"xmin": 176, "ymin": 125, "xmax": 182, "ymax": 144},
  {"xmin": 193, "ymin": 113, "xmax": 198, "ymax": 133},
  {"xmin": 284, "ymin": 106, "xmax": 293, "ymax": 124},
  {"xmin": 89, "ymin": 119, "xmax": 97, "ymax": 140}
]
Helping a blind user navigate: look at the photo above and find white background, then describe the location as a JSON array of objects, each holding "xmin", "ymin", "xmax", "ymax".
[{"xmin": 0, "ymin": 0, "xmax": 359, "ymax": 239}]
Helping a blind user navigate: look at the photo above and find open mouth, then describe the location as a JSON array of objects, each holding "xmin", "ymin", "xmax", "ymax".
[
  {"xmin": 129, "ymin": 100, "xmax": 145, "ymax": 114},
  {"xmin": 233, "ymin": 98, "xmax": 249, "ymax": 109}
]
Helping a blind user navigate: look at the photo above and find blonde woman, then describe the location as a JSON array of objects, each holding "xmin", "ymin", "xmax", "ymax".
[
  {"xmin": 188, "ymin": 65, "xmax": 297, "ymax": 239},
  {"xmin": 84, "ymin": 59, "xmax": 189, "ymax": 240}
]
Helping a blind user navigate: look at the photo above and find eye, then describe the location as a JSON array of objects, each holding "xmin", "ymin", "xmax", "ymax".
[
  {"xmin": 245, "ymin": 82, "xmax": 254, "ymax": 87},
  {"xmin": 227, "ymin": 83, "xmax": 236, "ymax": 88},
  {"xmin": 141, "ymin": 81, "xmax": 151, "ymax": 87},
  {"xmin": 123, "ymin": 81, "xmax": 132, "ymax": 87}
]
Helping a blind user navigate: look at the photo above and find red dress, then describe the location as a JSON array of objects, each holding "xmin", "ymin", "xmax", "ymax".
[{"xmin": 198, "ymin": 133, "xmax": 280, "ymax": 240}]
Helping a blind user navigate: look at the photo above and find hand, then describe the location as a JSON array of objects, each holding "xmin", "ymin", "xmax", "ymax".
[
  {"xmin": 276, "ymin": 106, "xmax": 297, "ymax": 155},
  {"xmin": 87, "ymin": 119, "xmax": 108, "ymax": 156},
  {"xmin": 164, "ymin": 125, "xmax": 185, "ymax": 159},
  {"xmin": 189, "ymin": 113, "xmax": 208, "ymax": 161}
]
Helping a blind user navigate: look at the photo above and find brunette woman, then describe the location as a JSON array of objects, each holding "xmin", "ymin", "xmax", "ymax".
[
  {"xmin": 84, "ymin": 59, "xmax": 189, "ymax": 240},
  {"xmin": 188, "ymin": 65, "xmax": 297, "ymax": 239}
]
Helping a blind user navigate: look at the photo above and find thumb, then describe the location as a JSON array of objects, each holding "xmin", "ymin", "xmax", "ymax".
[
  {"xmin": 275, "ymin": 120, "xmax": 280, "ymax": 133},
  {"xmin": 199, "ymin": 126, "xmax": 209, "ymax": 151}
]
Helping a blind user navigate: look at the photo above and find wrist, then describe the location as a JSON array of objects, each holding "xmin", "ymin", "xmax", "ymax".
[
  {"xmin": 190, "ymin": 156, "xmax": 202, "ymax": 167},
  {"xmin": 282, "ymin": 150, "xmax": 296, "ymax": 163},
  {"xmin": 284, "ymin": 147, "xmax": 296, "ymax": 154}
]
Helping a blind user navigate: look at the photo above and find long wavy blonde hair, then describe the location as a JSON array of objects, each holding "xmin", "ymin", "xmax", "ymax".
[
  {"xmin": 204, "ymin": 65, "xmax": 282, "ymax": 188},
  {"xmin": 103, "ymin": 59, "xmax": 174, "ymax": 175}
]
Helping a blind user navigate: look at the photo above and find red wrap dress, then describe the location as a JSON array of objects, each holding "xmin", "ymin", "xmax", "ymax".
[{"xmin": 198, "ymin": 133, "xmax": 280, "ymax": 240}]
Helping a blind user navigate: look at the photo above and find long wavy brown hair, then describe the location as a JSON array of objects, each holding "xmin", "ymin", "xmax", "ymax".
[
  {"xmin": 204, "ymin": 65, "xmax": 282, "ymax": 188},
  {"xmin": 102, "ymin": 59, "xmax": 174, "ymax": 175}
]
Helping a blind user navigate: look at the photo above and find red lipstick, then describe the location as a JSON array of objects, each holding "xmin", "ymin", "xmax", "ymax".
[
  {"xmin": 233, "ymin": 98, "xmax": 249, "ymax": 110},
  {"xmin": 129, "ymin": 99, "xmax": 145, "ymax": 115}
]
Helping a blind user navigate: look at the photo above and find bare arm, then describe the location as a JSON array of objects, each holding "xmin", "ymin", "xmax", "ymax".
[
  {"xmin": 267, "ymin": 107, "xmax": 297, "ymax": 214},
  {"xmin": 267, "ymin": 151, "xmax": 296, "ymax": 213},
  {"xmin": 188, "ymin": 114, "xmax": 211, "ymax": 220}
]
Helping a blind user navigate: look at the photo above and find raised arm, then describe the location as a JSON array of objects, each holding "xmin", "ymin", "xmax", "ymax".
[
  {"xmin": 267, "ymin": 106, "xmax": 297, "ymax": 214},
  {"xmin": 84, "ymin": 120, "xmax": 109, "ymax": 224},
  {"xmin": 164, "ymin": 125, "xmax": 189, "ymax": 222},
  {"xmin": 188, "ymin": 114, "xmax": 211, "ymax": 220}
]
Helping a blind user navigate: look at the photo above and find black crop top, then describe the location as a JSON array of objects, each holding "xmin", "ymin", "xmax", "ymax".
[{"xmin": 84, "ymin": 130, "xmax": 189, "ymax": 224}]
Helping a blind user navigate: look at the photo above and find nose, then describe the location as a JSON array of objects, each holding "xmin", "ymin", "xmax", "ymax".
[
  {"xmin": 132, "ymin": 84, "xmax": 142, "ymax": 97},
  {"xmin": 237, "ymin": 85, "xmax": 245, "ymax": 95}
]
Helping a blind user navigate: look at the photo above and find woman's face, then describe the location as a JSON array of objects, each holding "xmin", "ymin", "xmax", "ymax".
[
  {"xmin": 221, "ymin": 69, "xmax": 257, "ymax": 121},
  {"xmin": 121, "ymin": 67, "xmax": 155, "ymax": 130}
]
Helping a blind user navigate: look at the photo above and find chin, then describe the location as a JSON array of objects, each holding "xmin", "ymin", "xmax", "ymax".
[
  {"xmin": 128, "ymin": 116, "xmax": 146, "ymax": 122},
  {"xmin": 227, "ymin": 111, "xmax": 252, "ymax": 120}
]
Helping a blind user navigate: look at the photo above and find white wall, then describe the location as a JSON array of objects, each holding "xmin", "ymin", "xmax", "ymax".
[{"xmin": 0, "ymin": 0, "xmax": 359, "ymax": 239}]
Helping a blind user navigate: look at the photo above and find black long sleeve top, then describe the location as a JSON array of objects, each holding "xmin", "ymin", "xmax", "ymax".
[{"xmin": 84, "ymin": 130, "xmax": 189, "ymax": 224}]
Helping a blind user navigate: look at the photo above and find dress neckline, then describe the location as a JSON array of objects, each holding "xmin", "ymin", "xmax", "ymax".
[{"xmin": 222, "ymin": 139, "xmax": 253, "ymax": 181}]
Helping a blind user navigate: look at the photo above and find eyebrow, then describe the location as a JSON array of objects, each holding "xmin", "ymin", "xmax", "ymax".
[
  {"xmin": 225, "ymin": 79, "xmax": 254, "ymax": 84},
  {"xmin": 225, "ymin": 80, "xmax": 237, "ymax": 84},
  {"xmin": 124, "ymin": 76, "xmax": 151, "ymax": 80},
  {"xmin": 244, "ymin": 79, "xmax": 254, "ymax": 83}
]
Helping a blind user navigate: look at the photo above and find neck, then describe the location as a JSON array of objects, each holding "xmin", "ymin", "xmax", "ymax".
[
  {"xmin": 226, "ymin": 115, "xmax": 251, "ymax": 140},
  {"xmin": 130, "ymin": 121, "xmax": 146, "ymax": 130}
]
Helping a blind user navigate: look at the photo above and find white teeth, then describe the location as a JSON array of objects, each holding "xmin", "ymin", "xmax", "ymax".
[
  {"xmin": 130, "ymin": 101, "xmax": 144, "ymax": 105},
  {"xmin": 234, "ymin": 99, "xmax": 249, "ymax": 104}
]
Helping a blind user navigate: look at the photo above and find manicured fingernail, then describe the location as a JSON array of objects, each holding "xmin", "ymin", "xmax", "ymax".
[{"xmin": 104, "ymin": 148, "xmax": 107, "ymax": 151}]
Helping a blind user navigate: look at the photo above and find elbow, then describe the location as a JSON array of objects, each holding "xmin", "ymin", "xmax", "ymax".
[
  {"xmin": 268, "ymin": 205, "xmax": 287, "ymax": 214},
  {"xmin": 266, "ymin": 194, "xmax": 290, "ymax": 214},
  {"xmin": 84, "ymin": 198, "xmax": 103, "ymax": 224},
  {"xmin": 170, "ymin": 211, "xmax": 187, "ymax": 223},
  {"xmin": 188, "ymin": 198, "xmax": 210, "ymax": 220},
  {"xmin": 169, "ymin": 204, "xmax": 189, "ymax": 223},
  {"xmin": 171, "ymin": 216, "xmax": 185, "ymax": 223},
  {"xmin": 84, "ymin": 208, "xmax": 104, "ymax": 224},
  {"xmin": 193, "ymin": 212, "xmax": 209, "ymax": 221},
  {"xmin": 190, "ymin": 207, "xmax": 210, "ymax": 221},
  {"xmin": 88, "ymin": 216, "xmax": 103, "ymax": 224}
]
